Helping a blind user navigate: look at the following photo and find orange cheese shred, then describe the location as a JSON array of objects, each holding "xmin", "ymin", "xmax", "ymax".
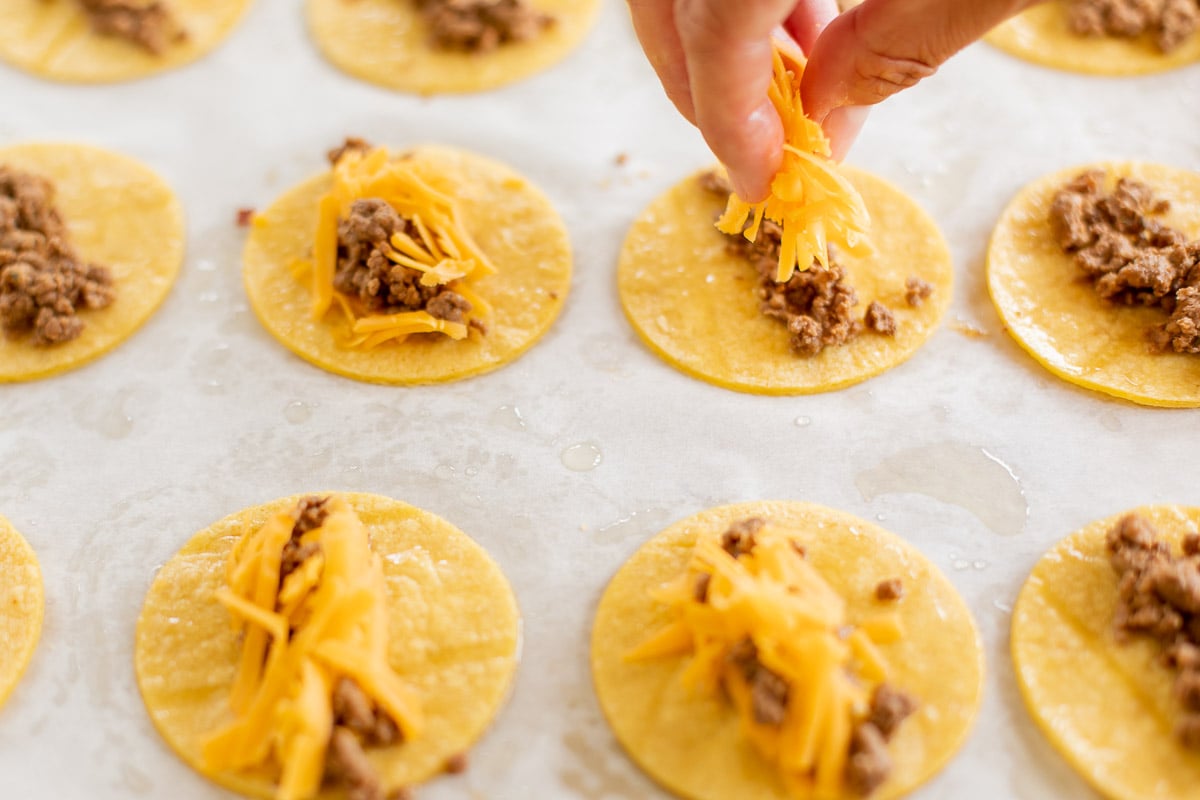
[
  {"xmin": 202, "ymin": 496, "xmax": 423, "ymax": 800},
  {"xmin": 305, "ymin": 146, "xmax": 494, "ymax": 348},
  {"xmin": 716, "ymin": 45, "xmax": 873, "ymax": 283},
  {"xmin": 630, "ymin": 523, "xmax": 905, "ymax": 798}
]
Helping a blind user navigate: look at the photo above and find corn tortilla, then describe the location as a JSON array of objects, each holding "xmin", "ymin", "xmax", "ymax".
[
  {"xmin": 243, "ymin": 145, "xmax": 571, "ymax": 385},
  {"xmin": 591, "ymin": 501, "xmax": 983, "ymax": 800},
  {"xmin": 616, "ymin": 168, "xmax": 953, "ymax": 395},
  {"xmin": 0, "ymin": 515, "xmax": 44, "ymax": 712},
  {"xmin": 306, "ymin": 0, "xmax": 599, "ymax": 94},
  {"xmin": 986, "ymin": 161, "xmax": 1200, "ymax": 407},
  {"xmin": 0, "ymin": 142, "xmax": 185, "ymax": 383},
  {"xmin": 0, "ymin": 0, "xmax": 255, "ymax": 84},
  {"xmin": 987, "ymin": 2, "xmax": 1200, "ymax": 76},
  {"xmin": 135, "ymin": 492, "xmax": 520, "ymax": 798},
  {"xmin": 1012, "ymin": 505, "xmax": 1200, "ymax": 800}
]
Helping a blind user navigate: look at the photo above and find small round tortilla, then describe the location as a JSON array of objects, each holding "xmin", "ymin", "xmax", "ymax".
[
  {"xmin": 0, "ymin": 0, "xmax": 255, "ymax": 84},
  {"xmin": 306, "ymin": 0, "xmax": 599, "ymax": 94},
  {"xmin": 0, "ymin": 515, "xmax": 44, "ymax": 711},
  {"xmin": 987, "ymin": 161, "xmax": 1200, "ymax": 407},
  {"xmin": 1012, "ymin": 505, "xmax": 1200, "ymax": 800},
  {"xmin": 591, "ymin": 501, "xmax": 984, "ymax": 800},
  {"xmin": 617, "ymin": 168, "xmax": 952, "ymax": 395},
  {"xmin": 0, "ymin": 143, "xmax": 185, "ymax": 383},
  {"xmin": 986, "ymin": 3, "xmax": 1200, "ymax": 76},
  {"xmin": 135, "ymin": 492, "xmax": 520, "ymax": 798},
  {"xmin": 243, "ymin": 145, "xmax": 571, "ymax": 385}
]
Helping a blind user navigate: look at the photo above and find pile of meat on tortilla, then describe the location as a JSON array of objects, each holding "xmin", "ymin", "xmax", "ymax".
[
  {"xmin": 0, "ymin": 164, "xmax": 115, "ymax": 346},
  {"xmin": 1049, "ymin": 169, "xmax": 1200, "ymax": 355}
]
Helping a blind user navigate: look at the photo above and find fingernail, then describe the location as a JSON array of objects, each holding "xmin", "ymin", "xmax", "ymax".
[{"xmin": 824, "ymin": 106, "xmax": 869, "ymax": 161}]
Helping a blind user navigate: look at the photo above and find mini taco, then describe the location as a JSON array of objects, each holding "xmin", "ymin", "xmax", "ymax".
[
  {"xmin": 135, "ymin": 492, "xmax": 520, "ymax": 799},
  {"xmin": 987, "ymin": 1, "xmax": 1200, "ymax": 76},
  {"xmin": 0, "ymin": 142, "xmax": 184, "ymax": 383},
  {"xmin": 591, "ymin": 502, "xmax": 983, "ymax": 800},
  {"xmin": 617, "ymin": 167, "xmax": 951, "ymax": 395},
  {"xmin": 1012, "ymin": 505, "xmax": 1200, "ymax": 800},
  {"xmin": 242, "ymin": 141, "xmax": 571, "ymax": 384},
  {"xmin": 0, "ymin": 0, "xmax": 255, "ymax": 83},
  {"xmin": 0, "ymin": 514, "xmax": 44, "ymax": 711},
  {"xmin": 987, "ymin": 161, "xmax": 1200, "ymax": 407},
  {"xmin": 306, "ymin": 0, "xmax": 599, "ymax": 94}
]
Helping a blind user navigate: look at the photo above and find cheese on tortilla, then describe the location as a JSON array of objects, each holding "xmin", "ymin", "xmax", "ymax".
[
  {"xmin": 135, "ymin": 493, "xmax": 520, "ymax": 798},
  {"xmin": 243, "ymin": 145, "xmax": 571, "ymax": 385},
  {"xmin": 592, "ymin": 502, "xmax": 984, "ymax": 800},
  {"xmin": 617, "ymin": 167, "xmax": 951, "ymax": 395}
]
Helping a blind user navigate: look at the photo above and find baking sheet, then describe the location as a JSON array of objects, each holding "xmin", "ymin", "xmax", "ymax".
[{"xmin": 1, "ymin": 1, "xmax": 1198, "ymax": 797}]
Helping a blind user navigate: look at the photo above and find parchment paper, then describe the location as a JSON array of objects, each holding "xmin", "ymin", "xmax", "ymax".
[{"xmin": 0, "ymin": 2, "xmax": 1198, "ymax": 798}]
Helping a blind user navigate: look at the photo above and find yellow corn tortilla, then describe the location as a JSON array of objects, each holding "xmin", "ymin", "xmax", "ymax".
[
  {"xmin": 306, "ymin": 0, "xmax": 599, "ymax": 94},
  {"xmin": 987, "ymin": 161, "xmax": 1200, "ymax": 408},
  {"xmin": 135, "ymin": 492, "xmax": 520, "ymax": 798},
  {"xmin": 617, "ymin": 168, "xmax": 952, "ymax": 395},
  {"xmin": 0, "ymin": 0, "xmax": 255, "ymax": 84},
  {"xmin": 1012, "ymin": 505, "xmax": 1200, "ymax": 800},
  {"xmin": 591, "ymin": 501, "xmax": 984, "ymax": 800},
  {"xmin": 243, "ymin": 144, "xmax": 571, "ymax": 385},
  {"xmin": 0, "ymin": 142, "xmax": 185, "ymax": 383},
  {"xmin": 987, "ymin": 2, "xmax": 1200, "ymax": 76},
  {"xmin": 0, "ymin": 515, "xmax": 44, "ymax": 712}
]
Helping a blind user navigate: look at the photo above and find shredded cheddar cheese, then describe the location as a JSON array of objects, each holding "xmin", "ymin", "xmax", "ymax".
[
  {"xmin": 630, "ymin": 522, "xmax": 904, "ymax": 798},
  {"xmin": 716, "ymin": 46, "xmax": 873, "ymax": 283},
  {"xmin": 306, "ymin": 146, "xmax": 495, "ymax": 349},
  {"xmin": 203, "ymin": 496, "xmax": 422, "ymax": 800}
]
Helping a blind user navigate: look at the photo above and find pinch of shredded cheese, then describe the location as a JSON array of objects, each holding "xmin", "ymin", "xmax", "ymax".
[
  {"xmin": 716, "ymin": 46, "xmax": 873, "ymax": 283},
  {"xmin": 305, "ymin": 146, "xmax": 495, "ymax": 349},
  {"xmin": 629, "ymin": 523, "xmax": 904, "ymax": 798},
  {"xmin": 203, "ymin": 496, "xmax": 422, "ymax": 800}
]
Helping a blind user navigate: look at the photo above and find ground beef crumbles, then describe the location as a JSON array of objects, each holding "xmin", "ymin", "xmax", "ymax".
[
  {"xmin": 1067, "ymin": 0, "xmax": 1200, "ymax": 53},
  {"xmin": 0, "ymin": 165, "xmax": 115, "ymax": 346},
  {"xmin": 79, "ymin": 0, "xmax": 185, "ymax": 55},
  {"xmin": 1107, "ymin": 513, "xmax": 1200, "ymax": 748},
  {"xmin": 701, "ymin": 171, "xmax": 900, "ymax": 356},
  {"xmin": 1048, "ymin": 169, "xmax": 1200, "ymax": 354},
  {"xmin": 327, "ymin": 143, "xmax": 476, "ymax": 329},
  {"xmin": 416, "ymin": 0, "xmax": 555, "ymax": 53}
]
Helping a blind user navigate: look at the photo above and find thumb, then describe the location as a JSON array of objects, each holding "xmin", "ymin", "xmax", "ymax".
[{"xmin": 801, "ymin": 0, "xmax": 1035, "ymax": 123}]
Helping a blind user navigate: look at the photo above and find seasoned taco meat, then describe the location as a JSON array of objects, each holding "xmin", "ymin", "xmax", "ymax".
[
  {"xmin": 1107, "ymin": 513, "xmax": 1200, "ymax": 748},
  {"xmin": 79, "ymin": 0, "xmax": 184, "ymax": 55},
  {"xmin": 1049, "ymin": 169, "xmax": 1200, "ymax": 354},
  {"xmin": 0, "ymin": 165, "xmax": 115, "ymax": 345},
  {"xmin": 1066, "ymin": 0, "xmax": 1199, "ymax": 53},
  {"xmin": 416, "ymin": 0, "xmax": 554, "ymax": 52}
]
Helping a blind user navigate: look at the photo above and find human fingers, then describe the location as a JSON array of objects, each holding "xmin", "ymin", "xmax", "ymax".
[
  {"xmin": 628, "ymin": 0, "xmax": 696, "ymax": 123},
  {"xmin": 801, "ymin": 0, "xmax": 1037, "ymax": 124},
  {"xmin": 674, "ymin": 0, "xmax": 801, "ymax": 201}
]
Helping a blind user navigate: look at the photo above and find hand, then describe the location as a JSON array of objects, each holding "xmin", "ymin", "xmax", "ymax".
[{"xmin": 629, "ymin": 0, "xmax": 1036, "ymax": 202}]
